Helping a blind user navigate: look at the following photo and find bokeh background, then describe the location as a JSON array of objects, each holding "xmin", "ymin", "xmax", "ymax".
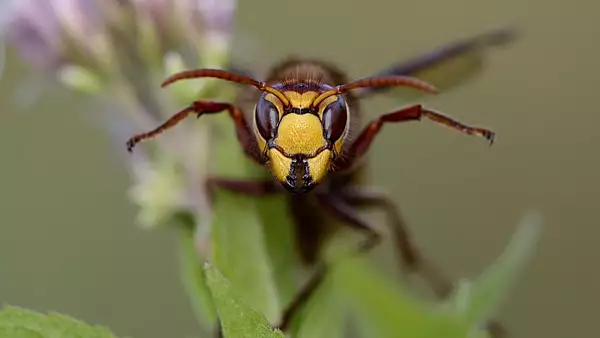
[{"xmin": 1, "ymin": 1, "xmax": 597, "ymax": 338}]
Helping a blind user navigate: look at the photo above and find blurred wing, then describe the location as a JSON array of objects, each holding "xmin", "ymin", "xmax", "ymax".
[{"xmin": 355, "ymin": 28, "xmax": 518, "ymax": 100}]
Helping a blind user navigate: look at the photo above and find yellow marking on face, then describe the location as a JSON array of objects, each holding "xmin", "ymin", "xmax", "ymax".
[
  {"xmin": 283, "ymin": 91, "xmax": 318, "ymax": 109},
  {"xmin": 274, "ymin": 113, "xmax": 326, "ymax": 155},
  {"xmin": 255, "ymin": 128, "xmax": 267, "ymax": 154},
  {"xmin": 316, "ymin": 95, "xmax": 339, "ymax": 118},
  {"xmin": 264, "ymin": 93, "xmax": 285, "ymax": 118},
  {"xmin": 306, "ymin": 149, "xmax": 332, "ymax": 184},
  {"xmin": 268, "ymin": 148, "xmax": 293, "ymax": 183}
]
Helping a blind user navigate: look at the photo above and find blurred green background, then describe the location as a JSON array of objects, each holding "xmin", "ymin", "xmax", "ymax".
[{"xmin": 1, "ymin": 0, "xmax": 597, "ymax": 338}]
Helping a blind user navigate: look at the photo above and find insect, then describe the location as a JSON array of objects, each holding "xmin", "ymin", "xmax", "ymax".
[{"xmin": 126, "ymin": 28, "xmax": 515, "ymax": 337}]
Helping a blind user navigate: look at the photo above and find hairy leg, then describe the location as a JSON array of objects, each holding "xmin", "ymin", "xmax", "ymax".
[
  {"xmin": 126, "ymin": 100, "xmax": 265, "ymax": 163},
  {"xmin": 340, "ymin": 186, "xmax": 451, "ymax": 296},
  {"xmin": 333, "ymin": 104, "xmax": 494, "ymax": 172}
]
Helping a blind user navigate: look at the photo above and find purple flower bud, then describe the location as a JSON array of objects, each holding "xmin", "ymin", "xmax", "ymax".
[
  {"xmin": 3, "ymin": 0, "xmax": 64, "ymax": 71},
  {"xmin": 2, "ymin": 0, "xmax": 110, "ymax": 72},
  {"xmin": 3, "ymin": 0, "xmax": 239, "ymax": 74},
  {"xmin": 197, "ymin": 0, "xmax": 237, "ymax": 40}
]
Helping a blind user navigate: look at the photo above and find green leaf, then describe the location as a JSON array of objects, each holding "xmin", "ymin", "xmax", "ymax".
[
  {"xmin": 450, "ymin": 212, "xmax": 542, "ymax": 327},
  {"xmin": 208, "ymin": 111, "xmax": 282, "ymax": 323},
  {"xmin": 335, "ymin": 257, "xmax": 468, "ymax": 338},
  {"xmin": 327, "ymin": 211, "xmax": 541, "ymax": 338},
  {"xmin": 210, "ymin": 189, "xmax": 281, "ymax": 322},
  {"xmin": 289, "ymin": 229, "xmax": 365, "ymax": 338},
  {"xmin": 289, "ymin": 271, "xmax": 346, "ymax": 338},
  {"xmin": 256, "ymin": 195, "xmax": 301, "ymax": 307},
  {"xmin": 0, "ymin": 305, "xmax": 119, "ymax": 338},
  {"xmin": 204, "ymin": 263, "xmax": 284, "ymax": 338}
]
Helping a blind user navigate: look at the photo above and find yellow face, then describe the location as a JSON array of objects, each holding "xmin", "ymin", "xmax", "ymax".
[{"xmin": 253, "ymin": 88, "xmax": 350, "ymax": 193}]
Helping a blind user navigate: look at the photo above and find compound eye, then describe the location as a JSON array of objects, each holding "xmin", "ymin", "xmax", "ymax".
[
  {"xmin": 321, "ymin": 98, "xmax": 348, "ymax": 142},
  {"xmin": 255, "ymin": 97, "xmax": 280, "ymax": 140}
]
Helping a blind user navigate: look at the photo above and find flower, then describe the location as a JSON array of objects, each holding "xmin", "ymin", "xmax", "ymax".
[
  {"xmin": 1, "ymin": 0, "xmax": 239, "ymax": 229},
  {"xmin": 2, "ymin": 0, "xmax": 62, "ymax": 71}
]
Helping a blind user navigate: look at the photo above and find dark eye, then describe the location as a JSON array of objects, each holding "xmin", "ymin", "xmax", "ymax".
[
  {"xmin": 322, "ymin": 99, "xmax": 347, "ymax": 142},
  {"xmin": 255, "ymin": 98, "xmax": 280, "ymax": 140}
]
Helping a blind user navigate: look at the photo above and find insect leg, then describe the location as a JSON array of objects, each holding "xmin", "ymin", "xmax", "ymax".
[
  {"xmin": 125, "ymin": 101, "xmax": 264, "ymax": 163},
  {"xmin": 420, "ymin": 107, "xmax": 496, "ymax": 143},
  {"xmin": 339, "ymin": 186, "xmax": 507, "ymax": 337},
  {"xmin": 339, "ymin": 186, "xmax": 450, "ymax": 295},
  {"xmin": 274, "ymin": 193, "xmax": 382, "ymax": 332},
  {"xmin": 276, "ymin": 261, "xmax": 328, "ymax": 332},
  {"xmin": 316, "ymin": 193, "xmax": 382, "ymax": 254},
  {"xmin": 333, "ymin": 104, "xmax": 494, "ymax": 172}
]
